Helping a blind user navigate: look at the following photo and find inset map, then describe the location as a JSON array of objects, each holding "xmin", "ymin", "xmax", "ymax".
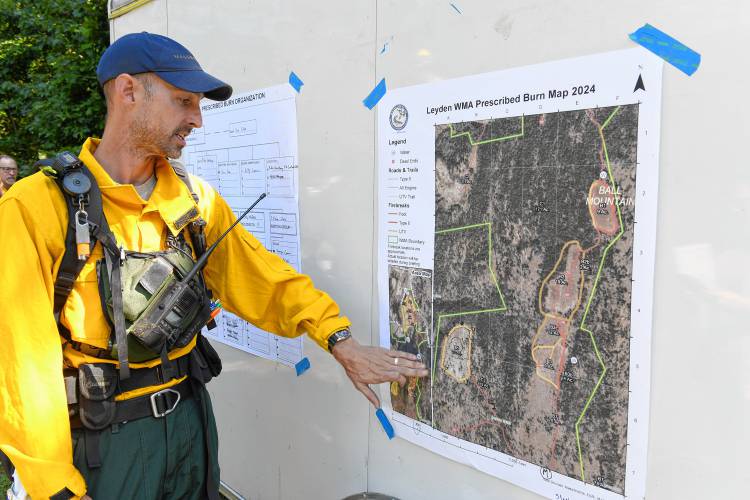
[
  {"xmin": 430, "ymin": 106, "xmax": 638, "ymax": 494},
  {"xmin": 388, "ymin": 265, "xmax": 433, "ymax": 422}
]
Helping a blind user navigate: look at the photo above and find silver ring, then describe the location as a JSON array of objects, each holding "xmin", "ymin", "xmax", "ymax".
[{"xmin": 394, "ymin": 357, "xmax": 399, "ymax": 366}]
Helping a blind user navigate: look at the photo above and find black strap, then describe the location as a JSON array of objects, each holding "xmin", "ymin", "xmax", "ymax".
[
  {"xmin": 117, "ymin": 355, "xmax": 192, "ymax": 393},
  {"xmin": 170, "ymin": 160, "xmax": 206, "ymax": 256},
  {"xmin": 189, "ymin": 379, "xmax": 220, "ymax": 500},
  {"xmin": 83, "ymin": 428, "xmax": 102, "ymax": 469},
  {"xmin": 49, "ymin": 488, "xmax": 75, "ymax": 500},
  {"xmin": 52, "ymin": 196, "xmax": 87, "ymax": 329},
  {"xmin": 52, "ymin": 163, "xmax": 116, "ymax": 336},
  {"xmin": 103, "ymin": 246, "xmax": 129, "ymax": 380},
  {"xmin": 159, "ymin": 344, "xmax": 175, "ymax": 381},
  {"xmin": 170, "ymin": 160, "xmax": 198, "ymax": 201},
  {"xmin": 113, "ymin": 378, "xmax": 193, "ymax": 423},
  {"xmin": 170, "ymin": 160, "xmax": 217, "ymax": 331}
]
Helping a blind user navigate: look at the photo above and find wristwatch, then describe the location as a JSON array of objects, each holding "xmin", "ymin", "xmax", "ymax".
[{"xmin": 327, "ymin": 328, "xmax": 352, "ymax": 352}]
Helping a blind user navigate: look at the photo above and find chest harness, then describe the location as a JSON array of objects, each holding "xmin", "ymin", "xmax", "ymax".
[
  {"xmin": 39, "ymin": 151, "xmax": 217, "ymax": 379},
  {"xmin": 31, "ymin": 152, "xmax": 267, "ymax": 500}
]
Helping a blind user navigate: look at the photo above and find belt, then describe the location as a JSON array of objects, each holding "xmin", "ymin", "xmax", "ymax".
[
  {"xmin": 117, "ymin": 377, "xmax": 193, "ymax": 422},
  {"xmin": 72, "ymin": 377, "xmax": 195, "ymax": 473},
  {"xmin": 70, "ymin": 377, "xmax": 194, "ymax": 429}
]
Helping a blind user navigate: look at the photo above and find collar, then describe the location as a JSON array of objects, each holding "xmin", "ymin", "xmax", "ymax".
[{"xmin": 78, "ymin": 138, "xmax": 201, "ymax": 236}]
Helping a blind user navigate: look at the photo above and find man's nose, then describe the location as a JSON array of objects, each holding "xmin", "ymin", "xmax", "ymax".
[{"xmin": 189, "ymin": 106, "xmax": 203, "ymax": 129}]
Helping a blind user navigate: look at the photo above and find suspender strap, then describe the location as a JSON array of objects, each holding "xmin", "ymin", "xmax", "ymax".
[
  {"xmin": 53, "ymin": 193, "xmax": 89, "ymax": 328},
  {"xmin": 169, "ymin": 160, "xmax": 217, "ymax": 330},
  {"xmin": 103, "ymin": 246, "xmax": 129, "ymax": 380},
  {"xmin": 169, "ymin": 160, "xmax": 199, "ymax": 204},
  {"xmin": 52, "ymin": 164, "xmax": 116, "ymax": 331},
  {"xmin": 46, "ymin": 158, "xmax": 126, "ymax": 378},
  {"xmin": 170, "ymin": 160, "xmax": 205, "ymax": 253}
]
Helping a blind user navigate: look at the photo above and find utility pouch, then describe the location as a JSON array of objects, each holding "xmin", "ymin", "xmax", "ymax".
[
  {"xmin": 191, "ymin": 334, "xmax": 223, "ymax": 383},
  {"xmin": 98, "ymin": 247, "xmax": 212, "ymax": 362},
  {"xmin": 77, "ymin": 363, "xmax": 118, "ymax": 430}
]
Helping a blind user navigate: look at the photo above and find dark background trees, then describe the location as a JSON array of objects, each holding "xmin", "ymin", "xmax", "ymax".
[
  {"xmin": 0, "ymin": 0, "xmax": 109, "ymax": 177},
  {"xmin": 0, "ymin": 0, "xmax": 108, "ymax": 487}
]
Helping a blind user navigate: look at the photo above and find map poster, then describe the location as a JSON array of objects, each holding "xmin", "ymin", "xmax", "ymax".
[
  {"xmin": 182, "ymin": 84, "xmax": 304, "ymax": 367},
  {"xmin": 377, "ymin": 49, "xmax": 662, "ymax": 500}
]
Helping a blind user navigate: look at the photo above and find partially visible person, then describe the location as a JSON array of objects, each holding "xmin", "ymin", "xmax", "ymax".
[{"xmin": 0, "ymin": 155, "xmax": 17, "ymax": 196}]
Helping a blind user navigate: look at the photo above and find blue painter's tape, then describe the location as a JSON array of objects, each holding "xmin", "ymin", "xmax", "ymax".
[
  {"xmin": 363, "ymin": 78, "xmax": 386, "ymax": 110},
  {"xmin": 450, "ymin": 2, "xmax": 462, "ymax": 14},
  {"xmin": 375, "ymin": 408, "xmax": 395, "ymax": 439},
  {"xmin": 629, "ymin": 24, "xmax": 700, "ymax": 76},
  {"xmin": 295, "ymin": 357, "xmax": 310, "ymax": 376},
  {"xmin": 288, "ymin": 71, "xmax": 304, "ymax": 92}
]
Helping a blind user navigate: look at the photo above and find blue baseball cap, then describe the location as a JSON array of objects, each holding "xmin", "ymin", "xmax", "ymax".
[{"xmin": 96, "ymin": 32, "xmax": 232, "ymax": 101}]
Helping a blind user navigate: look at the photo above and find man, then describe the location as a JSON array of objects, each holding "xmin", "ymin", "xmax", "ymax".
[
  {"xmin": 0, "ymin": 32, "xmax": 426, "ymax": 499},
  {"xmin": 0, "ymin": 154, "xmax": 18, "ymax": 196}
]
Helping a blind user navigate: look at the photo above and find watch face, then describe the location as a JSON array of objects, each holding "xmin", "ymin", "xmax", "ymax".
[{"xmin": 329, "ymin": 330, "xmax": 350, "ymax": 350}]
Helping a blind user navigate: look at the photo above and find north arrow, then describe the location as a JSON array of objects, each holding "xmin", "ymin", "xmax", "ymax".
[{"xmin": 634, "ymin": 74, "xmax": 645, "ymax": 92}]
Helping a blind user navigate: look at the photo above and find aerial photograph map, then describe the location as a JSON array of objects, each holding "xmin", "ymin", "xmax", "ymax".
[{"xmin": 389, "ymin": 104, "xmax": 638, "ymax": 495}]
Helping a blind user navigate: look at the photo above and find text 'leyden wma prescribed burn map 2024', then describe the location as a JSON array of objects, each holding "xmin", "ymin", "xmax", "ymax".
[{"xmin": 378, "ymin": 49, "xmax": 663, "ymax": 500}]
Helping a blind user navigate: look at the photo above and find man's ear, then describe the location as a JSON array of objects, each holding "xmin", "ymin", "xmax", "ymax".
[{"xmin": 112, "ymin": 73, "xmax": 137, "ymax": 105}]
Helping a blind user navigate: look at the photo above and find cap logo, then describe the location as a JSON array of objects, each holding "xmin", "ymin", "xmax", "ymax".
[{"xmin": 173, "ymin": 53, "xmax": 196, "ymax": 61}]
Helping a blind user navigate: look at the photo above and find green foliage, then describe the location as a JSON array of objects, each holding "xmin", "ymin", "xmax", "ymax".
[
  {"xmin": 0, "ymin": 0, "xmax": 109, "ymax": 177},
  {"xmin": 0, "ymin": 468, "xmax": 9, "ymax": 494}
]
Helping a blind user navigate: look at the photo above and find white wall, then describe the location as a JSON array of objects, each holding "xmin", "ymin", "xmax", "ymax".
[{"xmin": 112, "ymin": 1, "xmax": 750, "ymax": 499}]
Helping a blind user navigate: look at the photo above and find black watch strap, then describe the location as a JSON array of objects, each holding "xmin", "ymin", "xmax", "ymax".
[
  {"xmin": 327, "ymin": 328, "xmax": 351, "ymax": 352},
  {"xmin": 50, "ymin": 487, "xmax": 75, "ymax": 500}
]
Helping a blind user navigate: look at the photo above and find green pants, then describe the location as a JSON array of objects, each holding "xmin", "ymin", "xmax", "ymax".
[{"xmin": 73, "ymin": 385, "xmax": 220, "ymax": 500}]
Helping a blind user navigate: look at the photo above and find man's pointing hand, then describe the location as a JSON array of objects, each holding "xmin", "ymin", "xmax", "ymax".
[{"xmin": 332, "ymin": 337, "xmax": 428, "ymax": 408}]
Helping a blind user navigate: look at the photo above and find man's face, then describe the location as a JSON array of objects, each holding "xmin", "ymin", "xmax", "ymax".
[
  {"xmin": 129, "ymin": 75, "xmax": 203, "ymax": 159},
  {"xmin": 0, "ymin": 159, "xmax": 18, "ymax": 187}
]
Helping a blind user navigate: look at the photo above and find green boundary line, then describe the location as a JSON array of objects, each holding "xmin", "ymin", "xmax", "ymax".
[
  {"xmin": 414, "ymin": 115, "xmax": 524, "ymax": 423},
  {"xmin": 427, "ymin": 222, "xmax": 509, "ymax": 425},
  {"xmin": 574, "ymin": 106, "xmax": 622, "ymax": 482},
  {"xmin": 448, "ymin": 115, "xmax": 525, "ymax": 145},
  {"xmin": 419, "ymin": 119, "xmax": 525, "ymax": 424},
  {"xmin": 575, "ymin": 327, "xmax": 608, "ymax": 482}
]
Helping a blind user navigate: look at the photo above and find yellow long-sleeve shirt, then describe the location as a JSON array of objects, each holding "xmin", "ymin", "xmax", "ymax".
[{"xmin": 0, "ymin": 138, "xmax": 350, "ymax": 498}]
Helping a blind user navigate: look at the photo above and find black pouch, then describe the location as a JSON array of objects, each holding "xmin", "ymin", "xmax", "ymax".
[
  {"xmin": 77, "ymin": 363, "xmax": 118, "ymax": 430},
  {"xmin": 191, "ymin": 334, "xmax": 222, "ymax": 383}
]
